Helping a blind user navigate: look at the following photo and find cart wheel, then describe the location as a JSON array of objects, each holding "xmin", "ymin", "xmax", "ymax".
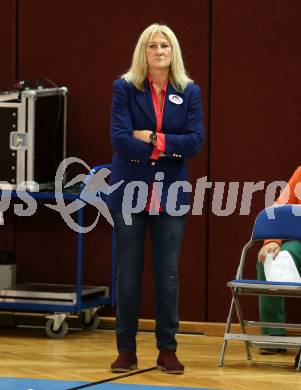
[
  {"xmin": 79, "ymin": 312, "xmax": 100, "ymax": 331},
  {"xmin": 45, "ymin": 319, "xmax": 69, "ymax": 338}
]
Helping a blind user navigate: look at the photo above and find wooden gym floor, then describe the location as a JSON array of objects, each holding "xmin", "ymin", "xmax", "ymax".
[{"xmin": 0, "ymin": 326, "xmax": 300, "ymax": 390}]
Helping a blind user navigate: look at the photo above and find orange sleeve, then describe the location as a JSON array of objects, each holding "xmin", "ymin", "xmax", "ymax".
[{"xmin": 263, "ymin": 166, "xmax": 301, "ymax": 246}]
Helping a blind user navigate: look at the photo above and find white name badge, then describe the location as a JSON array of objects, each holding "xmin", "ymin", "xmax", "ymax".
[{"xmin": 168, "ymin": 94, "xmax": 183, "ymax": 105}]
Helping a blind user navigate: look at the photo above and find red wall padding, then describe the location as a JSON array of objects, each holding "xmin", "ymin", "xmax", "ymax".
[
  {"xmin": 2, "ymin": 0, "xmax": 301, "ymax": 324},
  {"xmin": 0, "ymin": 0, "xmax": 16, "ymax": 253},
  {"xmin": 209, "ymin": 0, "xmax": 301, "ymax": 321},
  {"xmin": 0, "ymin": 0, "xmax": 16, "ymax": 88}
]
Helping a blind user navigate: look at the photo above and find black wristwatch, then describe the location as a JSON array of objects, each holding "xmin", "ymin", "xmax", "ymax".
[{"xmin": 149, "ymin": 131, "xmax": 157, "ymax": 145}]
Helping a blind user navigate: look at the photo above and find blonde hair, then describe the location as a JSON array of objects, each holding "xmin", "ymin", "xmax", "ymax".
[{"xmin": 121, "ymin": 23, "xmax": 193, "ymax": 92}]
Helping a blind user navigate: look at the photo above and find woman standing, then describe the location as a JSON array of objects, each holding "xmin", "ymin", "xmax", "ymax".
[{"xmin": 108, "ymin": 23, "xmax": 204, "ymax": 374}]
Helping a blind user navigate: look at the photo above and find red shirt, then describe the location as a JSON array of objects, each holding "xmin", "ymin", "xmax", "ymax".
[
  {"xmin": 147, "ymin": 76, "xmax": 168, "ymax": 211},
  {"xmin": 149, "ymin": 75, "xmax": 167, "ymax": 159}
]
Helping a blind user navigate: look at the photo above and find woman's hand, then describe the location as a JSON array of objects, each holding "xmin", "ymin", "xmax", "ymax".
[
  {"xmin": 133, "ymin": 130, "xmax": 152, "ymax": 143},
  {"xmin": 258, "ymin": 242, "xmax": 281, "ymax": 263}
]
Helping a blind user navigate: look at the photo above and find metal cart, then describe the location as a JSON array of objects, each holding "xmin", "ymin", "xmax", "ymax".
[{"xmin": 0, "ymin": 164, "xmax": 116, "ymax": 338}]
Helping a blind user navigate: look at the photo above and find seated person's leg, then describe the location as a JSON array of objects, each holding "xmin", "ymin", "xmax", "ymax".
[
  {"xmin": 281, "ymin": 241, "xmax": 301, "ymax": 365},
  {"xmin": 256, "ymin": 261, "xmax": 286, "ymax": 336},
  {"xmin": 257, "ymin": 240, "xmax": 301, "ymax": 355}
]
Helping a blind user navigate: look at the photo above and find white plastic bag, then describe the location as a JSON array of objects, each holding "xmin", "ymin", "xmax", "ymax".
[{"xmin": 264, "ymin": 250, "xmax": 301, "ymax": 283}]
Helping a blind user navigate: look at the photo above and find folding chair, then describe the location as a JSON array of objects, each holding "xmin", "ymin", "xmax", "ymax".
[{"xmin": 219, "ymin": 204, "xmax": 301, "ymax": 370}]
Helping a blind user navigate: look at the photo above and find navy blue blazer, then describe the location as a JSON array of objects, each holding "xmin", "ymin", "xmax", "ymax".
[{"xmin": 107, "ymin": 78, "xmax": 205, "ymax": 212}]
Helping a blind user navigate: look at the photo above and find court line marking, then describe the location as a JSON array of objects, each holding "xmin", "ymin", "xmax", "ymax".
[{"xmin": 65, "ymin": 367, "xmax": 157, "ymax": 390}]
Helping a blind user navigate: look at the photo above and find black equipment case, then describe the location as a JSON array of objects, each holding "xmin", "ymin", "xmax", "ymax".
[{"xmin": 0, "ymin": 87, "xmax": 67, "ymax": 191}]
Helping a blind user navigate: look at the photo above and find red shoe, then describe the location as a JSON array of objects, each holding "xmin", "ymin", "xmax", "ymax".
[
  {"xmin": 111, "ymin": 351, "xmax": 137, "ymax": 373},
  {"xmin": 157, "ymin": 348, "xmax": 184, "ymax": 374}
]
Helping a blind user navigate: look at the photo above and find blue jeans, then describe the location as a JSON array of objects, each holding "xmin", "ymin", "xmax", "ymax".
[{"xmin": 111, "ymin": 211, "xmax": 187, "ymax": 353}]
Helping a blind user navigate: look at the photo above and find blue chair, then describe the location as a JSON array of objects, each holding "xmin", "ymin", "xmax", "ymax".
[{"xmin": 219, "ymin": 204, "xmax": 301, "ymax": 370}]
